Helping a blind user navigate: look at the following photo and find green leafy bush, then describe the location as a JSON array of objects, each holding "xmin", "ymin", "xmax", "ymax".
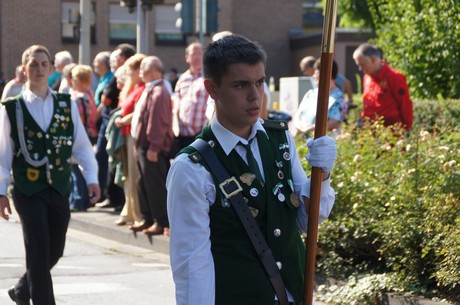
[
  {"xmin": 335, "ymin": 0, "xmax": 460, "ymax": 99},
  {"xmin": 371, "ymin": 0, "xmax": 460, "ymax": 99},
  {"xmin": 299, "ymin": 98, "xmax": 460, "ymax": 303}
]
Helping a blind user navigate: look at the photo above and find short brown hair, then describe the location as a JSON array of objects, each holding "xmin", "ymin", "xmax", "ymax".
[{"xmin": 22, "ymin": 45, "xmax": 51, "ymax": 66}]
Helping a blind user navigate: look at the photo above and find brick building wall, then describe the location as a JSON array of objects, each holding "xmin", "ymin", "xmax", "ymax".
[{"xmin": 0, "ymin": 0, "xmax": 376, "ymax": 91}]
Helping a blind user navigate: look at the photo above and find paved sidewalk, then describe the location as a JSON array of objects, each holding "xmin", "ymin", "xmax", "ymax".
[{"xmin": 69, "ymin": 206, "xmax": 170, "ymax": 255}]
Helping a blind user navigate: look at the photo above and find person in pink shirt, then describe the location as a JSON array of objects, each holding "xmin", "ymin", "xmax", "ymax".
[{"xmin": 173, "ymin": 42, "xmax": 209, "ymax": 149}]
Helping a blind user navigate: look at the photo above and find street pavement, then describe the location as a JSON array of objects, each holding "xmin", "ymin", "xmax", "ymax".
[
  {"xmin": 0, "ymin": 206, "xmax": 330, "ymax": 305},
  {"xmin": 0, "ymin": 214, "xmax": 175, "ymax": 305}
]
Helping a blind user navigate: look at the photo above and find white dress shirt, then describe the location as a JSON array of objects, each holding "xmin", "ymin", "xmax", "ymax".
[
  {"xmin": 166, "ymin": 118, "xmax": 335, "ymax": 305},
  {"xmin": 0, "ymin": 88, "xmax": 98, "ymax": 195}
]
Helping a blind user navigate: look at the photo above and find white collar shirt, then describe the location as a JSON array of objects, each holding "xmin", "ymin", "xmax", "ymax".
[
  {"xmin": 166, "ymin": 118, "xmax": 335, "ymax": 305},
  {"xmin": 0, "ymin": 87, "xmax": 98, "ymax": 195}
]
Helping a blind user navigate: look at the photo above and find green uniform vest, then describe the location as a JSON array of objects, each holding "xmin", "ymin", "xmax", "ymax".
[
  {"xmin": 3, "ymin": 93, "xmax": 74, "ymax": 197},
  {"xmin": 184, "ymin": 121, "xmax": 306, "ymax": 305}
]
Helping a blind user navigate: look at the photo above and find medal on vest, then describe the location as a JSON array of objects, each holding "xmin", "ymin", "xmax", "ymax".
[
  {"xmin": 279, "ymin": 143, "xmax": 290, "ymax": 161},
  {"xmin": 290, "ymin": 193, "xmax": 301, "ymax": 207},
  {"xmin": 59, "ymin": 101, "xmax": 67, "ymax": 108},
  {"xmin": 27, "ymin": 130, "xmax": 35, "ymax": 138},
  {"xmin": 249, "ymin": 207, "xmax": 259, "ymax": 218},
  {"xmin": 272, "ymin": 182, "xmax": 285, "ymax": 202},
  {"xmin": 36, "ymin": 132, "xmax": 42, "ymax": 139},
  {"xmin": 239, "ymin": 173, "xmax": 256, "ymax": 186},
  {"xmin": 26, "ymin": 168, "xmax": 40, "ymax": 181},
  {"xmin": 249, "ymin": 188, "xmax": 259, "ymax": 197},
  {"xmin": 275, "ymin": 160, "xmax": 284, "ymax": 180}
]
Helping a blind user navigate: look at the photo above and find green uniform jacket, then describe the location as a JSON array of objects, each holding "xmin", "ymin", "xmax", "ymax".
[
  {"xmin": 2, "ymin": 93, "xmax": 74, "ymax": 197},
  {"xmin": 183, "ymin": 121, "xmax": 306, "ymax": 305}
]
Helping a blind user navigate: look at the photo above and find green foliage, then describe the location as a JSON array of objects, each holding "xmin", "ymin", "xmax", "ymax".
[
  {"xmin": 336, "ymin": 0, "xmax": 460, "ymax": 99},
  {"xmin": 300, "ymin": 99, "xmax": 460, "ymax": 303},
  {"xmin": 371, "ymin": 0, "xmax": 460, "ymax": 99}
]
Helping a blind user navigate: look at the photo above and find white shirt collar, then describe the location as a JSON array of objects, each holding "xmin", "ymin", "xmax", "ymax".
[
  {"xmin": 21, "ymin": 87, "xmax": 53, "ymax": 104},
  {"xmin": 210, "ymin": 118, "xmax": 268, "ymax": 156}
]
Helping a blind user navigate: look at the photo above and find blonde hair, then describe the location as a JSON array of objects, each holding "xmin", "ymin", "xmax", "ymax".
[
  {"xmin": 125, "ymin": 53, "xmax": 146, "ymax": 72},
  {"xmin": 116, "ymin": 64, "xmax": 133, "ymax": 101},
  {"xmin": 71, "ymin": 64, "xmax": 93, "ymax": 87}
]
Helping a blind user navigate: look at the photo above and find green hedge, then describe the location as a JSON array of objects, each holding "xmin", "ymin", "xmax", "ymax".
[{"xmin": 298, "ymin": 99, "xmax": 460, "ymax": 303}]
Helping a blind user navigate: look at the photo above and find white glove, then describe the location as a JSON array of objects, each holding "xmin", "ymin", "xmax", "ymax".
[{"xmin": 305, "ymin": 136, "xmax": 337, "ymax": 173}]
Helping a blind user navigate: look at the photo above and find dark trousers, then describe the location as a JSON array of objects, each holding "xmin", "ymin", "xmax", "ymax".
[
  {"xmin": 12, "ymin": 187, "xmax": 70, "ymax": 305},
  {"xmin": 69, "ymin": 164, "xmax": 90, "ymax": 211},
  {"xmin": 95, "ymin": 125, "xmax": 109, "ymax": 199},
  {"xmin": 96, "ymin": 122, "xmax": 125, "ymax": 206},
  {"xmin": 136, "ymin": 147, "xmax": 169, "ymax": 227}
]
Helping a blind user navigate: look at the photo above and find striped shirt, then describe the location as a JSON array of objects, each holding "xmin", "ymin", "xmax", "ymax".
[{"xmin": 175, "ymin": 69, "xmax": 209, "ymax": 136}]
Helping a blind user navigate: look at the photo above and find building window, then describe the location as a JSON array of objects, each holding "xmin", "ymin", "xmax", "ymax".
[
  {"xmin": 154, "ymin": 6, "xmax": 185, "ymax": 46},
  {"xmin": 61, "ymin": 1, "xmax": 96, "ymax": 44},
  {"xmin": 109, "ymin": 4, "xmax": 137, "ymax": 45}
]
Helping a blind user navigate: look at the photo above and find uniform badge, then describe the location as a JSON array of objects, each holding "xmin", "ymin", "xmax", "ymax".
[
  {"xmin": 59, "ymin": 101, "xmax": 67, "ymax": 108},
  {"xmin": 222, "ymin": 198, "xmax": 230, "ymax": 208},
  {"xmin": 275, "ymin": 160, "xmax": 284, "ymax": 180},
  {"xmin": 249, "ymin": 207, "xmax": 259, "ymax": 218},
  {"xmin": 26, "ymin": 168, "xmax": 40, "ymax": 181},
  {"xmin": 239, "ymin": 173, "xmax": 256, "ymax": 186},
  {"xmin": 272, "ymin": 182, "xmax": 284, "ymax": 202},
  {"xmin": 290, "ymin": 193, "xmax": 301, "ymax": 207},
  {"xmin": 27, "ymin": 130, "xmax": 35, "ymax": 138},
  {"xmin": 279, "ymin": 143, "xmax": 290, "ymax": 161}
]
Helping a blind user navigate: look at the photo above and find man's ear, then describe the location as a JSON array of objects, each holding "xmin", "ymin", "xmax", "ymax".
[{"xmin": 204, "ymin": 79, "xmax": 218, "ymax": 100}]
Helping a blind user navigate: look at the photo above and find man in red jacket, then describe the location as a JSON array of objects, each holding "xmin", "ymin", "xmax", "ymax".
[{"xmin": 353, "ymin": 43, "xmax": 413, "ymax": 130}]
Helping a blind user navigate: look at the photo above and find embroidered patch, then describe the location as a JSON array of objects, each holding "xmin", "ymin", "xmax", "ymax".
[{"xmin": 26, "ymin": 168, "xmax": 40, "ymax": 181}]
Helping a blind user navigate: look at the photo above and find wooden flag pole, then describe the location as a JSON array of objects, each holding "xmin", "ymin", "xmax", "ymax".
[{"xmin": 303, "ymin": 0, "xmax": 338, "ymax": 304}]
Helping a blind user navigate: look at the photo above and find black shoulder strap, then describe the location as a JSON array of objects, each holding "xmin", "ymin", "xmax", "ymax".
[{"xmin": 190, "ymin": 138, "xmax": 289, "ymax": 305}]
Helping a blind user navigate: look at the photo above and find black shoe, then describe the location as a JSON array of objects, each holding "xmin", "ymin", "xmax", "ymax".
[{"xmin": 8, "ymin": 287, "xmax": 30, "ymax": 305}]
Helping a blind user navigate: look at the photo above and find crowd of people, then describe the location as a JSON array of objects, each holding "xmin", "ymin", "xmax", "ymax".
[{"xmin": 0, "ymin": 34, "xmax": 412, "ymax": 305}]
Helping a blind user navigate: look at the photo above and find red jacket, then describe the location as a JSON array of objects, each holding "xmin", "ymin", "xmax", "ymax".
[{"xmin": 362, "ymin": 61, "xmax": 413, "ymax": 129}]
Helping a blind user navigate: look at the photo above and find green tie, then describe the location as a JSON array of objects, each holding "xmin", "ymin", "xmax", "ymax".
[{"xmin": 241, "ymin": 139, "xmax": 264, "ymax": 182}]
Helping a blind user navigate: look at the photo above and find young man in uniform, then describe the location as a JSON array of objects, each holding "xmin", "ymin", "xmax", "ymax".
[
  {"xmin": 0, "ymin": 45, "xmax": 100, "ymax": 305},
  {"xmin": 167, "ymin": 35, "xmax": 337, "ymax": 305}
]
